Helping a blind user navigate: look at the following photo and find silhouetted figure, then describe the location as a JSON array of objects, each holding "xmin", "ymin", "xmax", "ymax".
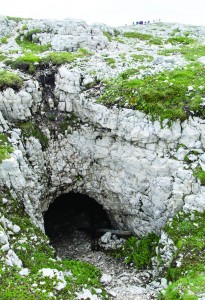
[
  {"xmin": 139, "ymin": 21, "xmax": 143, "ymax": 25},
  {"xmin": 136, "ymin": 21, "xmax": 139, "ymax": 25}
]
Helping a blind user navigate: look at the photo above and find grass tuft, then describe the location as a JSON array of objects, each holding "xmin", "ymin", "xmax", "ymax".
[
  {"xmin": 5, "ymin": 53, "xmax": 40, "ymax": 74},
  {"xmin": 193, "ymin": 166, "xmax": 205, "ymax": 185},
  {"xmin": 0, "ymin": 70, "xmax": 23, "ymax": 91}
]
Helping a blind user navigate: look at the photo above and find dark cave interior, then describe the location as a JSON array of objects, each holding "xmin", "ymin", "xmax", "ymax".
[{"xmin": 44, "ymin": 192, "xmax": 113, "ymax": 250}]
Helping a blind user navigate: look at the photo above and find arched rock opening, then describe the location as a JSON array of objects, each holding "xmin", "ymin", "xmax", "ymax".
[{"xmin": 44, "ymin": 192, "xmax": 113, "ymax": 252}]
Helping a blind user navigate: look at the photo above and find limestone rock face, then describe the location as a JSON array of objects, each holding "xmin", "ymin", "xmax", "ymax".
[
  {"xmin": 1, "ymin": 19, "xmax": 205, "ymax": 236},
  {"xmin": 20, "ymin": 19, "xmax": 108, "ymax": 51},
  {"xmin": 1, "ymin": 63, "xmax": 205, "ymax": 235},
  {"xmin": 0, "ymin": 16, "xmax": 16, "ymax": 39}
]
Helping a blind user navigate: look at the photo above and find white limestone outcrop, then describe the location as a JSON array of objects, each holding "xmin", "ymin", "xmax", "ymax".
[
  {"xmin": 20, "ymin": 19, "xmax": 108, "ymax": 51},
  {"xmin": 1, "ymin": 19, "xmax": 205, "ymax": 236},
  {"xmin": 0, "ymin": 64, "xmax": 205, "ymax": 235}
]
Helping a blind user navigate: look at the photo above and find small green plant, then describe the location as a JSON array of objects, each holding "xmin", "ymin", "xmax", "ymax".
[
  {"xmin": 0, "ymin": 134, "xmax": 13, "ymax": 163},
  {"xmin": 48, "ymin": 114, "xmax": 55, "ymax": 121},
  {"xmin": 193, "ymin": 166, "xmax": 205, "ymax": 185},
  {"xmin": 60, "ymin": 114, "xmax": 80, "ymax": 133},
  {"xmin": 21, "ymin": 24, "xmax": 28, "ymax": 30},
  {"xmin": 113, "ymin": 233, "xmax": 159, "ymax": 270},
  {"xmin": 18, "ymin": 122, "xmax": 49, "ymax": 150},
  {"xmin": 0, "ymin": 36, "xmax": 10, "ymax": 44},
  {"xmin": 0, "ymin": 70, "xmax": 23, "ymax": 91}
]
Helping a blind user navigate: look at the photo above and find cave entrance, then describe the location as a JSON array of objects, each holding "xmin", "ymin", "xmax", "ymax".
[{"xmin": 44, "ymin": 192, "xmax": 113, "ymax": 255}]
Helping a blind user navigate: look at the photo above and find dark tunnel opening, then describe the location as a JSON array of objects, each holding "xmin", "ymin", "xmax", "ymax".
[{"xmin": 44, "ymin": 192, "xmax": 113, "ymax": 253}]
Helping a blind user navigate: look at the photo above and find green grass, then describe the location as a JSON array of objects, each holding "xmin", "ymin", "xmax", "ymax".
[
  {"xmin": 193, "ymin": 166, "xmax": 205, "ymax": 185},
  {"xmin": 123, "ymin": 31, "xmax": 153, "ymax": 40},
  {"xmin": 0, "ymin": 134, "xmax": 13, "ymax": 163},
  {"xmin": 103, "ymin": 31, "xmax": 112, "ymax": 42},
  {"xmin": 0, "ymin": 53, "xmax": 6, "ymax": 61},
  {"xmin": 6, "ymin": 48, "xmax": 90, "ymax": 74},
  {"xmin": 18, "ymin": 122, "xmax": 49, "ymax": 150},
  {"xmin": 148, "ymin": 37, "xmax": 163, "ymax": 45},
  {"xmin": 123, "ymin": 32, "xmax": 163, "ymax": 45},
  {"xmin": 158, "ymin": 48, "xmax": 182, "ymax": 56},
  {"xmin": 0, "ymin": 70, "xmax": 23, "ymax": 91},
  {"xmin": 180, "ymin": 44, "xmax": 205, "ymax": 61},
  {"xmin": 0, "ymin": 192, "xmax": 107, "ymax": 300},
  {"xmin": 111, "ymin": 233, "xmax": 159, "ymax": 270},
  {"xmin": 98, "ymin": 62, "xmax": 205, "ymax": 122},
  {"xmin": 159, "ymin": 211, "xmax": 205, "ymax": 299},
  {"xmin": 5, "ymin": 53, "xmax": 40, "ymax": 74},
  {"xmin": 166, "ymin": 36, "xmax": 195, "ymax": 45},
  {"xmin": 16, "ymin": 31, "xmax": 51, "ymax": 53},
  {"xmin": 131, "ymin": 54, "xmax": 153, "ymax": 62},
  {"xmin": 22, "ymin": 29, "xmax": 42, "ymax": 42},
  {"xmin": 103, "ymin": 57, "xmax": 116, "ymax": 68},
  {"xmin": 41, "ymin": 49, "xmax": 90, "ymax": 65},
  {"xmin": 158, "ymin": 44, "xmax": 205, "ymax": 62},
  {"xmin": 0, "ymin": 36, "xmax": 10, "ymax": 44}
]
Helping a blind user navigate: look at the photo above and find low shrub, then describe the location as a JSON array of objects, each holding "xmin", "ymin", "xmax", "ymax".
[
  {"xmin": 112, "ymin": 233, "xmax": 159, "ymax": 270},
  {"xmin": 0, "ymin": 70, "xmax": 23, "ymax": 90},
  {"xmin": 5, "ymin": 53, "xmax": 40, "ymax": 74}
]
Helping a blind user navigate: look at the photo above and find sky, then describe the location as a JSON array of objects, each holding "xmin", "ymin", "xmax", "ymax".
[{"xmin": 1, "ymin": 0, "xmax": 205, "ymax": 27}]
